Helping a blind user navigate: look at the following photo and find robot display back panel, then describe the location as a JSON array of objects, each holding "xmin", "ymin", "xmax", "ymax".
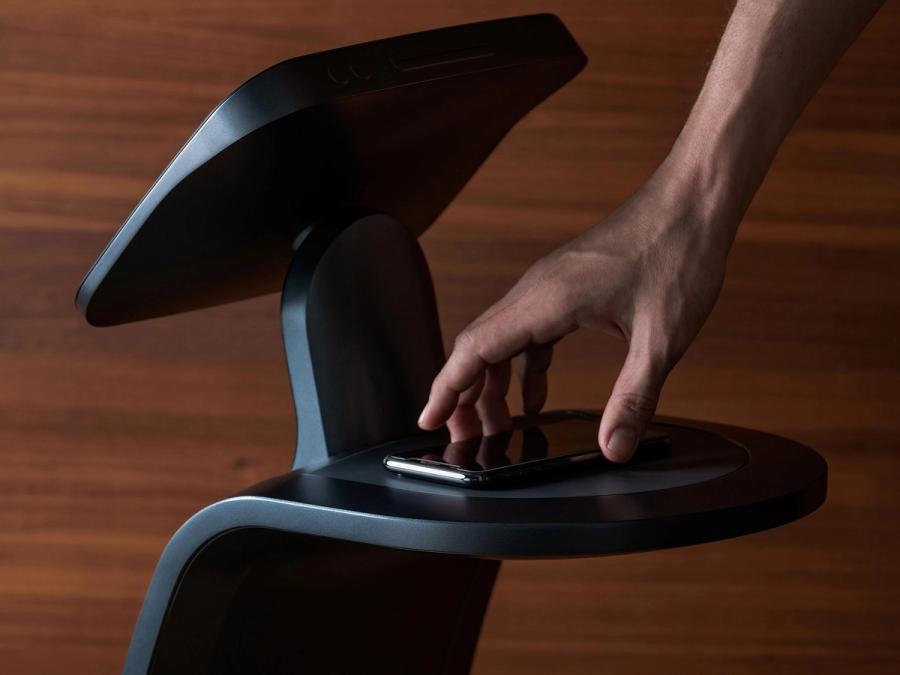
[{"xmin": 0, "ymin": 2, "xmax": 899, "ymax": 675}]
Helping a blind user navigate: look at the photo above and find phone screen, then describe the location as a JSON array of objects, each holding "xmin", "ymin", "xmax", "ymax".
[{"xmin": 391, "ymin": 419, "xmax": 669, "ymax": 473}]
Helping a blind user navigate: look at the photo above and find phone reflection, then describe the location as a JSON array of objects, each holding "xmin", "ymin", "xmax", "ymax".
[{"xmin": 421, "ymin": 428, "xmax": 550, "ymax": 471}]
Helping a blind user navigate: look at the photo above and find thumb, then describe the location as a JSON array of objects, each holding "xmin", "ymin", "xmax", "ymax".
[{"xmin": 598, "ymin": 344, "xmax": 667, "ymax": 463}]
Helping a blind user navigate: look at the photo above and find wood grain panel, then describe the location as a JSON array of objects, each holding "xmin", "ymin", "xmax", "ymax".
[{"xmin": 1, "ymin": 1, "xmax": 898, "ymax": 673}]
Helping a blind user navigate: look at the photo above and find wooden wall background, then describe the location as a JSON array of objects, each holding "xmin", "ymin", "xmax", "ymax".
[{"xmin": 1, "ymin": 1, "xmax": 898, "ymax": 673}]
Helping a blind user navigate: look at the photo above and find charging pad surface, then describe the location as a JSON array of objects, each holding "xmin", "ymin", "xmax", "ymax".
[{"xmin": 315, "ymin": 417, "xmax": 749, "ymax": 499}]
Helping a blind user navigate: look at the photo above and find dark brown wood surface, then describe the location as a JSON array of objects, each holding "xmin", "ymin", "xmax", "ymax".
[{"xmin": 1, "ymin": 1, "xmax": 898, "ymax": 673}]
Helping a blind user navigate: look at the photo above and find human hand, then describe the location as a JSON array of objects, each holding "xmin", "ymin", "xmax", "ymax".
[
  {"xmin": 417, "ymin": 166, "xmax": 736, "ymax": 462},
  {"xmin": 418, "ymin": 0, "xmax": 884, "ymax": 462}
]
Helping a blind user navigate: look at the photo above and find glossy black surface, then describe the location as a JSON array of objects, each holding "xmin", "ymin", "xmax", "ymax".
[
  {"xmin": 362, "ymin": 412, "xmax": 746, "ymax": 497},
  {"xmin": 383, "ymin": 418, "xmax": 673, "ymax": 487},
  {"xmin": 76, "ymin": 14, "xmax": 586, "ymax": 326}
]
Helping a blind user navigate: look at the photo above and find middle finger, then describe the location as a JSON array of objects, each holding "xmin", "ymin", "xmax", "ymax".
[{"xmin": 475, "ymin": 361, "xmax": 513, "ymax": 436}]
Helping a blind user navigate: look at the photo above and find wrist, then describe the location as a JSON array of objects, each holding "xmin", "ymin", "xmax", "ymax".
[{"xmin": 646, "ymin": 148, "xmax": 745, "ymax": 255}]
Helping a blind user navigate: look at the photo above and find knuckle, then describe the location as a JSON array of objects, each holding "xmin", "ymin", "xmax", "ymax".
[
  {"xmin": 453, "ymin": 329, "xmax": 478, "ymax": 353},
  {"xmin": 525, "ymin": 271, "xmax": 577, "ymax": 335},
  {"xmin": 542, "ymin": 273, "xmax": 574, "ymax": 309}
]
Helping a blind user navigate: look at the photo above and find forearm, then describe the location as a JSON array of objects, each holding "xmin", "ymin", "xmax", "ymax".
[{"xmin": 659, "ymin": 0, "xmax": 883, "ymax": 248}]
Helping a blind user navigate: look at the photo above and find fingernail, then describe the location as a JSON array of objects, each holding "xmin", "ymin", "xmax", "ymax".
[
  {"xmin": 608, "ymin": 427, "xmax": 638, "ymax": 463},
  {"xmin": 417, "ymin": 407, "xmax": 428, "ymax": 427}
]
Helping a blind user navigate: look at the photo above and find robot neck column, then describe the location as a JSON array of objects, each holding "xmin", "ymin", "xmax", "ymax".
[{"xmin": 280, "ymin": 210, "xmax": 445, "ymax": 470}]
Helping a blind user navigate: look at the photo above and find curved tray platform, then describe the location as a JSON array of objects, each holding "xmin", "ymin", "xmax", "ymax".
[{"xmin": 124, "ymin": 413, "xmax": 826, "ymax": 674}]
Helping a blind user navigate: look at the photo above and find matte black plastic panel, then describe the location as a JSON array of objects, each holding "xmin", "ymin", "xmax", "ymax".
[
  {"xmin": 144, "ymin": 530, "xmax": 497, "ymax": 675},
  {"xmin": 281, "ymin": 211, "xmax": 445, "ymax": 468},
  {"xmin": 76, "ymin": 14, "xmax": 586, "ymax": 325}
]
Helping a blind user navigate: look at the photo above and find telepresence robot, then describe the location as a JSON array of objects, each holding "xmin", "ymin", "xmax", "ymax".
[{"xmin": 77, "ymin": 15, "xmax": 826, "ymax": 675}]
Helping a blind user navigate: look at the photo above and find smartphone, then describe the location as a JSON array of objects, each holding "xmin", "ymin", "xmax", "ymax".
[{"xmin": 383, "ymin": 418, "xmax": 671, "ymax": 487}]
